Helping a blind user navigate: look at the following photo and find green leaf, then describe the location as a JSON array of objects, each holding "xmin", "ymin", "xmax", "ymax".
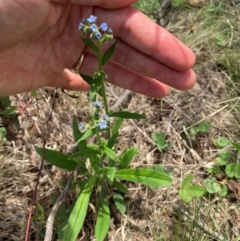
[
  {"xmin": 203, "ymin": 177, "xmax": 220, "ymax": 194},
  {"xmin": 58, "ymin": 220, "xmax": 68, "ymax": 240},
  {"xmin": 179, "ymin": 189, "xmax": 192, "ymax": 203},
  {"xmin": 219, "ymin": 184, "xmax": 228, "ymax": 197},
  {"xmin": 151, "ymin": 132, "xmax": 169, "ymax": 152},
  {"xmin": 215, "ymin": 137, "xmax": 229, "ymax": 148},
  {"xmin": 72, "ymin": 116, "xmax": 81, "ymax": 142},
  {"xmin": 110, "ymin": 111, "xmax": 146, "ymax": 119},
  {"xmin": 113, "ymin": 193, "xmax": 126, "ymax": 213},
  {"xmin": 0, "ymin": 127, "xmax": 7, "ymax": 142},
  {"xmin": 216, "ymin": 150, "xmax": 231, "ymax": 165},
  {"xmin": 107, "ymin": 131, "xmax": 118, "ymax": 149},
  {"xmin": 231, "ymin": 142, "xmax": 240, "ymax": 154},
  {"xmin": 197, "ymin": 121, "xmax": 211, "ymax": 133},
  {"xmin": 80, "ymin": 74, "xmax": 94, "ymax": 86},
  {"xmin": 35, "ymin": 148, "xmax": 77, "ymax": 171},
  {"xmin": 77, "ymin": 129, "xmax": 94, "ymax": 143},
  {"xmin": 101, "ymin": 42, "xmax": 118, "ymax": 66},
  {"xmin": 226, "ymin": 163, "xmax": 240, "ymax": 179},
  {"xmin": 98, "ymin": 167, "xmax": 116, "ymax": 184},
  {"xmin": 225, "ymin": 163, "xmax": 236, "ymax": 178},
  {"xmin": 119, "ymin": 147, "xmax": 140, "ymax": 169},
  {"xmin": 89, "ymin": 78, "xmax": 102, "ymax": 101},
  {"xmin": 181, "ymin": 174, "xmax": 193, "ymax": 189},
  {"xmin": 112, "ymin": 180, "xmax": 129, "ymax": 194},
  {"xmin": 115, "ymin": 168, "xmax": 172, "ymax": 188},
  {"xmin": 102, "ymin": 145, "xmax": 117, "ymax": 161},
  {"xmin": 112, "ymin": 117, "xmax": 123, "ymax": 136},
  {"xmin": 95, "ymin": 197, "xmax": 110, "ymax": 241},
  {"xmin": 154, "ymin": 164, "xmax": 172, "ymax": 175},
  {"xmin": 81, "ymin": 37, "xmax": 98, "ymax": 53},
  {"xmin": 63, "ymin": 177, "xmax": 96, "ymax": 241},
  {"xmin": 0, "ymin": 106, "xmax": 17, "ymax": 115},
  {"xmin": 0, "ymin": 96, "xmax": 11, "ymax": 106},
  {"xmin": 186, "ymin": 185, "xmax": 205, "ymax": 197}
]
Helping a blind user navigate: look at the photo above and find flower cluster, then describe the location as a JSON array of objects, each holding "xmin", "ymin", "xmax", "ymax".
[
  {"xmin": 98, "ymin": 115, "xmax": 110, "ymax": 130},
  {"xmin": 78, "ymin": 15, "xmax": 113, "ymax": 41}
]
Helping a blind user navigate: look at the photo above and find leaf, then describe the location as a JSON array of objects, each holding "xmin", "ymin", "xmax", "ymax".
[
  {"xmin": 219, "ymin": 184, "xmax": 228, "ymax": 197},
  {"xmin": 181, "ymin": 174, "xmax": 193, "ymax": 189},
  {"xmin": 203, "ymin": 177, "xmax": 220, "ymax": 194},
  {"xmin": 225, "ymin": 163, "xmax": 240, "ymax": 179},
  {"xmin": 81, "ymin": 37, "xmax": 98, "ymax": 53},
  {"xmin": 112, "ymin": 181, "xmax": 129, "ymax": 194},
  {"xmin": 72, "ymin": 116, "xmax": 81, "ymax": 142},
  {"xmin": 35, "ymin": 148, "xmax": 77, "ymax": 171},
  {"xmin": 95, "ymin": 197, "xmax": 110, "ymax": 241},
  {"xmin": 231, "ymin": 142, "xmax": 240, "ymax": 154},
  {"xmin": 107, "ymin": 131, "xmax": 118, "ymax": 149},
  {"xmin": 216, "ymin": 150, "xmax": 231, "ymax": 165},
  {"xmin": 77, "ymin": 129, "xmax": 95, "ymax": 143},
  {"xmin": 215, "ymin": 137, "xmax": 229, "ymax": 148},
  {"xmin": 89, "ymin": 78, "xmax": 102, "ymax": 101},
  {"xmin": 102, "ymin": 145, "xmax": 117, "ymax": 161},
  {"xmin": 111, "ymin": 117, "xmax": 123, "ymax": 136},
  {"xmin": 0, "ymin": 106, "xmax": 18, "ymax": 115},
  {"xmin": 119, "ymin": 147, "xmax": 140, "ymax": 169},
  {"xmin": 154, "ymin": 164, "xmax": 170, "ymax": 175},
  {"xmin": 179, "ymin": 189, "xmax": 192, "ymax": 203},
  {"xmin": 80, "ymin": 74, "xmax": 94, "ymax": 86},
  {"xmin": 227, "ymin": 180, "xmax": 240, "ymax": 200},
  {"xmin": 151, "ymin": 132, "xmax": 169, "ymax": 152},
  {"xmin": 98, "ymin": 167, "xmax": 116, "ymax": 184},
  {"xmin": 109, "ymin": 111, "xmax": 146, "ymax": 120},
  {"xmin": 186, "ymin": 185, "xmax": 205, "ymax": 197},
  {"xmin": 115, "ymin": 168, "xmax": 172, "ymax": 188},
  {"xmin": 101, "ymin": 42, "xmax": 118, "ymax": 66},
  {"xmin": 0, "ymin": 96, "xmax": 11, "ymax": 106},
  {"xmin": 197, "ymin": 121, "xmax": 211, "ymax": 133},
  {"xmin": 113, "ymin": 193, "xmax": 126, "ymax": 213},
  {"xmin": 63, "ymin": 177, "xmax": 96, "ymax": 241}
]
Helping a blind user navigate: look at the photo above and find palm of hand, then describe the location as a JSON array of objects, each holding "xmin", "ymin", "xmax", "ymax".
[{"xmin": 0, "ymin": 1, "xmax": 86, "ymax": 94}]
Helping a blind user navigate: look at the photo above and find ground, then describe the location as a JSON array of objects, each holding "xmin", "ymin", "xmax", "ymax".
[{"xmin": 1, "ymin": 0, "xmax": 240, "ymax": 240}]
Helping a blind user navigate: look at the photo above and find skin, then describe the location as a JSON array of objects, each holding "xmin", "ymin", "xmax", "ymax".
[{"xmin": 0, "ymin": 0, "xmax": 196, "ymax": 98}]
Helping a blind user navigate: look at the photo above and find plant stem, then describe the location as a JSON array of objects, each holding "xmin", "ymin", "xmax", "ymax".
[{"xmin": 97, "ymin": 41, "xmax": 111, "ymax": 139}]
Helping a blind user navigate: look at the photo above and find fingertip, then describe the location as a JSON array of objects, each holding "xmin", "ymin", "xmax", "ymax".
[{"xmin": 51, "ymin": 69, "xmax": 90, "ymax": 91}]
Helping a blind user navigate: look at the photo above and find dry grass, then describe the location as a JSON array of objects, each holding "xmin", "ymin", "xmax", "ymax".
[{"xmin": 1, "ymin": 0, "xmax": 240, "ymax": 240}]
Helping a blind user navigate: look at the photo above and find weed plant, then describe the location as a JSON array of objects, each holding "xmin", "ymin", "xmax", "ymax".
[{"xmin": 36, "ymin": 15, "xmax": 172, "ymax": 241}]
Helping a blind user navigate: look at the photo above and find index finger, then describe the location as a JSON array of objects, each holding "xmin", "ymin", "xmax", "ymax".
[{"xmin": 94, "ymin": 7, "xmax": 195, "ymax": 71}]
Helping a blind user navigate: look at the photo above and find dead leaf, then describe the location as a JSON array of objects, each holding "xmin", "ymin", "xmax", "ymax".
[
  {"xmin": 188, "ymin": 0, "xmax": 205, "ymax": 7},
  {"xmin": 227, "ymin": 180, "xmax": 240, "ymax": 200}
]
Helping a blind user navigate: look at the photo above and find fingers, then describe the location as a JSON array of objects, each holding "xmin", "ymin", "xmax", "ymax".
[
  {"xmin": 52, "ymin": 0, "xmax": 138, "ymax": 9},
  {"xmin": 50, "ymin": 69, "xmax": 90, "ymax": 91},
  {"xmin": 80, "ymin": 53, "xmax": 171, "ymax": 99},
  {"xmin": 108, "ymin": 40, "xmax": 196, "ymax": 90},
  {"xmin": 94, "ymin": 7, "xmax": 195, "ymax": 71}
]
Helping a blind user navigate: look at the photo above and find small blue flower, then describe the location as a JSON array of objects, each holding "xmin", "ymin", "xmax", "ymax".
[
  {"xmin": 98, "ymin": 119, "xmax": 108, "ymax": 129},
  {"xmin": 78, "ymin": 22, "xmax": 83, "ymax": 31},
  {"xmin": 104, "ymin": 115, "xmax": 110, "ymax": 121},
  {"xmin": 90, "ymin": 24, "xmax": 98, "ymax": 32},
  {"xmin": 87, "ymin": 15, "xmax": 97, "ymax": 23},
  {"xmin": 95, "ymin": 32, "xmax": 102, "ymax": 39},
  {"xmin": 100, "ymin": 23, "xmax": 108, "ymax": 32},
  {"xmin": 92, "ymin": 101, "xmax": 102, "ymax": 108},
  {"xmin": 78, "ymin": 122, "xmax": 84, "ymax": 130}
]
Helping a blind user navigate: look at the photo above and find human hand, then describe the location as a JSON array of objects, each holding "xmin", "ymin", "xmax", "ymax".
[{"xmin": 0, "ymin": 0, "xmax": 196, "ymax": 98}]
